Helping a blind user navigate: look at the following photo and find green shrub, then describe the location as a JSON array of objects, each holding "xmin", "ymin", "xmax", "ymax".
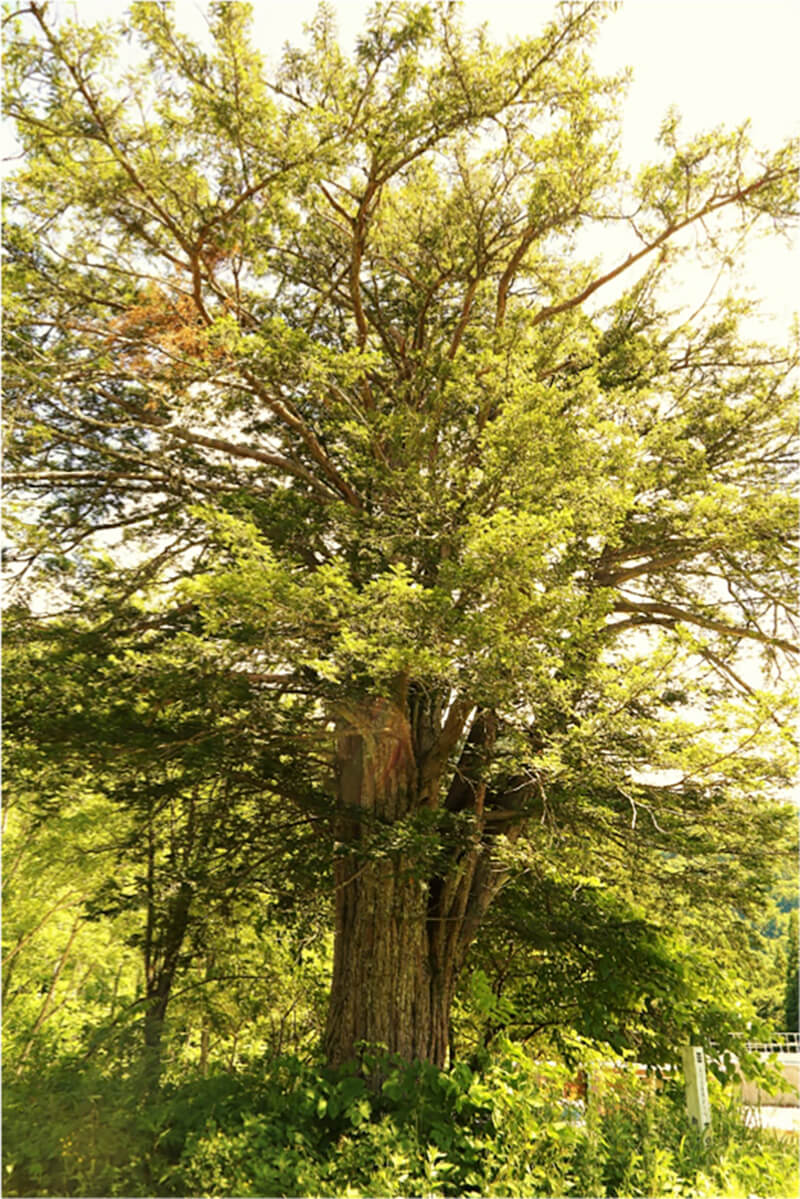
[
  {"xmin": 3, "ymin": 1056, "xmax": 155, "ymax": 1197},
  {"xmin": 4, "ymin": 1041, "xmax": 798, "ymax": 1197},
  {"xmin": 169, "ymin": 1044, "xmax": 799, "ymax": 1199}
]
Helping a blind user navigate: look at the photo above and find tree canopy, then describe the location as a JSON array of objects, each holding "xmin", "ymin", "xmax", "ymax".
[{"xmin": 3, "ymin": 0, "xmax": 798, "ymax": 1075}]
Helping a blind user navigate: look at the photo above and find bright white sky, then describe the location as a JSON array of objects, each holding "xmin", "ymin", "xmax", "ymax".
[{"xmin": 45, "ymin": 0, "xmax": 798, "ymax": 336}]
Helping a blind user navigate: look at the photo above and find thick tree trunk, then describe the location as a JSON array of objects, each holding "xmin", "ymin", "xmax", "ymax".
[
  {"xmin": 325, "ymin": 848, "xmax": 455, "ymax": 1067},
  {"xmin": 325, "ymin": 697, "xmax": 517, "ymax": 1071}
]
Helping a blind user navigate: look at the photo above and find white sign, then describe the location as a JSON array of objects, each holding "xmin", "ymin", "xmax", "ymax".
[{"xmin": 682, "ymin": 1045, "xmax": 711, "ymax": 1131}]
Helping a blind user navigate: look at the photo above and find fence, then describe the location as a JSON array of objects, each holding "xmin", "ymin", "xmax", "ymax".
[{"xmin": 746, "ymin": 1032, "xmax": 800, "ymax": 1056}]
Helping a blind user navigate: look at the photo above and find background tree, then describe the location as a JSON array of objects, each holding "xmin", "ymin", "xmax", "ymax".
[
  {"xmin": 785, "ymin": 910, "xmax": 799, "ymax": 1036},
  {"xmin": 3, "ymin": 602, "xmax": 331, "ymax": 1079},
  {"xmin": 4, "ymin": 0, "xmax": 798, "ymax": 1071}
]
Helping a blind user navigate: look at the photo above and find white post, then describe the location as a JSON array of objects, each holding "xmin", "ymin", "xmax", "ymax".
[{"xmin": 682, "ymin": 1045, "xmax": 711, "ymax": 1131}]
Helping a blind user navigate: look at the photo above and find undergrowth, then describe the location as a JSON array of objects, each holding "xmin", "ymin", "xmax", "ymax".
[{"xmin": 3, "ymin": 1041, "xmax": 797, "ymax": 1197}]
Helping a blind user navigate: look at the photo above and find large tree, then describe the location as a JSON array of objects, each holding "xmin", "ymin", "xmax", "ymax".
[{"xmin": 4, "ymin": 0, "xmax": 798, "ymax": 1070}]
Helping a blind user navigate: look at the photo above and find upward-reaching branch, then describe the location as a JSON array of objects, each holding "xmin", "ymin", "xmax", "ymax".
[{"xmin": 532, "ymin": 168, "xmax": 796, "ymax": 327}]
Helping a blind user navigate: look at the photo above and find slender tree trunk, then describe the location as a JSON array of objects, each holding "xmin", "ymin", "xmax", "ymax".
[
  {"xmin": 14, "ymin": 915, "xmax": 82, "ymax": 1074},
  {"xmin": 199, "ymin": 952, "xmax": 213, "ymax": 1076},
  {"xmin": 324, "ymin": 697, "xmax": 517, "ymax": 1072},
  {"xmin": 142, "ymin": 880, "xmax": 193, "ymax": 1084}
]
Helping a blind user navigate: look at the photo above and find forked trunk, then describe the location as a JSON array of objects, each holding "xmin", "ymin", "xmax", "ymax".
[{"xmin": 324, "ymin": 699, "xmax": 513, "ymax": 1071}]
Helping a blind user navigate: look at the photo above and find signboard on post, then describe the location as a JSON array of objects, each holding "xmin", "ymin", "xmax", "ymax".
[{"xmin": 682, "ymin": 1045, "xmax": 711, "ymax": 1131}]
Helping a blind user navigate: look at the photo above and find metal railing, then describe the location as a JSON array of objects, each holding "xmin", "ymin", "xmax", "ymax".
[{"xmin": 745, "ymin": 1032, "xmax": 800, "ymax": 1055}]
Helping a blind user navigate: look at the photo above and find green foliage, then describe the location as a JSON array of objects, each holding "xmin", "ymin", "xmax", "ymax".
[
  {"xmin": 455, "ymin": 834, "xmax": 800, "ymax": 1067},
  {"xmin": 2, "ymin": 788, "xmax": 142, "ymax": 1074},
  {"xmin": 785, "ymin": 909, "xmax": 799, "ymax": 1034},
  {"xmin": 3, "ymin": 1054, "xmax": 154, "ymax": 1198},
  {"xmin": 5, "ymin": 1043, "xmax": 796, "ymax": 1198},
  {"xmin": 3, "ymin": 603, "xmax": 333, "ymax": 1075},
  {"xmin": 3, "ymin": 0, "xmax": 798, "ymax": 1136}
]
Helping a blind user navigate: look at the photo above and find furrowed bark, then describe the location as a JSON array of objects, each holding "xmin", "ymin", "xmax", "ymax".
[{"xmin": 324, "ymin": 698, "xmax": 524, "ymax": 1077}]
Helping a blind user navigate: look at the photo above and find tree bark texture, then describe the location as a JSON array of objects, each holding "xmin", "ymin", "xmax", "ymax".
[
  {"xmin": 325, "ymin": 697, "xmax": 523, "ymax": 1071},
  {"xmin": 142, "ymin": 879, "xmax": 193, "ymax": 1081}
]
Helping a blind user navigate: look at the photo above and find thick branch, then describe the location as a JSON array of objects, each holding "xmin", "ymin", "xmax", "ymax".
[
  {"xmin": 495, "ymin": 224, "xmax": 543, "ymax": 328},
  {"xmin": 609, "ymin": 597, "xmax": 798, "ymax": 654},
  {"xmin": 448, "ymin": 278, "xmax": 479, "ymax": 359},
  {"xmin": 94, "ymin": 385, "xmax": 348, "ymax": 503},
  {"xmin": 595, "ymin": 546, "xmax": 711, "ymax": 587}
]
